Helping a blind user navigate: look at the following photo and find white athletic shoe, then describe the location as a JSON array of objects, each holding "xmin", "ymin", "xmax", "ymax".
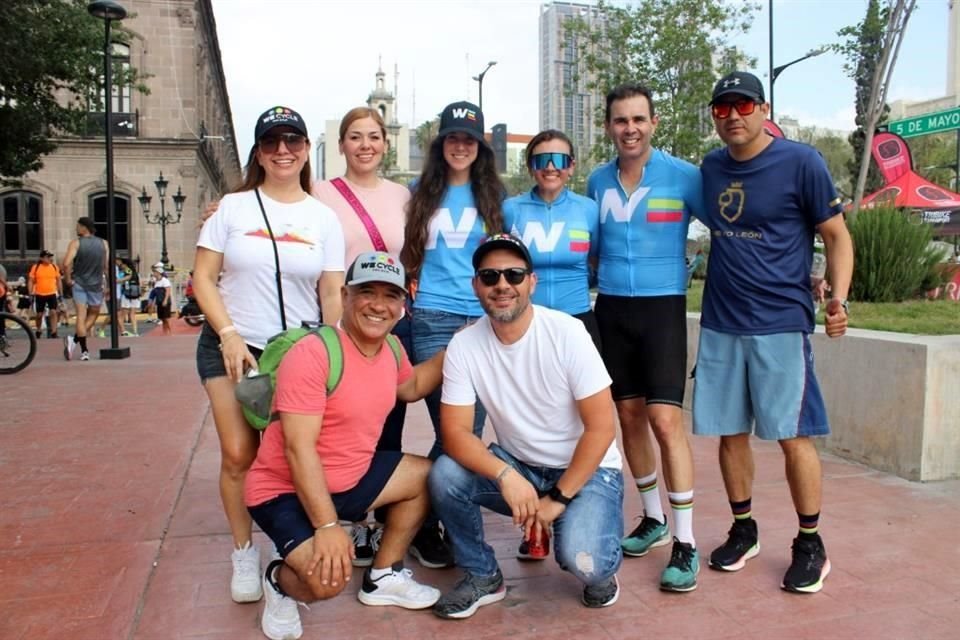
[
  {"xmin": 261, "ymin": 572, "xmax": 303, "ymax": 640},
  {"xmin": 358, "ymin": 565, "xmax": 441, "ymax": 609},
  {"xmin": 230, "ymin": 542, "xmax": 263, "ymax": 603}
]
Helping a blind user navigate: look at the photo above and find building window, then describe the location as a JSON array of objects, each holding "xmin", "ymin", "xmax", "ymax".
[
  {"xmin": 87, "ymin": 42, "xmax": 138, "ymax": 136},
  {"xmin": 1, "ymin": 191, "xmax": 43, "ymax": 260},
  {"xmin": 89, "ymin": 192, "xmax": 131, "ymax": 256}
]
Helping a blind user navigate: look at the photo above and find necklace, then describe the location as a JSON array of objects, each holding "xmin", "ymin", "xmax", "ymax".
[{"xmin": 343, "ymin": 328, "xmax": 380, "ymax": 358}]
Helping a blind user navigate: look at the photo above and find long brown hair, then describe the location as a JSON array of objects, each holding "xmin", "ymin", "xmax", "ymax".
[
  {"xmin": 401, "ymin": 136, "xmax": 504, "ymax": 276},
  {"xmin": 234, "ymin": 143, "xmax": 312, "ymax": 194},
  {"xmin": 339, "ymin": 106, "xmax": 387, "ymax": 141}
]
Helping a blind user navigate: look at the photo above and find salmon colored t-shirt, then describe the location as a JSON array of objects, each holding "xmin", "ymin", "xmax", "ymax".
[
  {"xmin": 244, "ymin": 328, "xmax": 413, "ymax": 506},
  {"xmin": 312, "ymin": 177, "xmax": 408, "ymax": 266},
  {"xmin": 29, "ymin": 263, "xmax": 61, "ymax": 296}
]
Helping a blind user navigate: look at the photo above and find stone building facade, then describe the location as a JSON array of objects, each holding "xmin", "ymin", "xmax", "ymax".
[{"xmin": 0, "ymin": 0, "xmax": 240, "ymax": 280}]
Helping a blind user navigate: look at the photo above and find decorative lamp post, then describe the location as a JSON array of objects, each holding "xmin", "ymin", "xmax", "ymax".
[
  {"xmin": 88, "ymin": 0, "xmax": 130, "ymax": 360},
  {"xmin": 770, "ymin": 48, "xmax": 826, "ymax": 121},
  {"xmin": 138, "ymin": 171, "xmax": 186, "ymax": 269},
  {"xmin": 472, "ymin": 61, "xmax": 497, "ymax": 113}
]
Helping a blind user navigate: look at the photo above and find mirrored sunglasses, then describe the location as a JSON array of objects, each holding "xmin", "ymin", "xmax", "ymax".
[
  {"xmin": 476, "ymin": 267, "xmax": 530, "ymax": 286},
  {"xmin": 530, "ymin": 152, "xmax": 573, "ymax": 171},
  {"xmin": 258, "ymin": 132, "xmax": 307, "ymax": 153},
  {"xmin": 711, "ymin": 100, "xmax": 759, "ymax": 119}
]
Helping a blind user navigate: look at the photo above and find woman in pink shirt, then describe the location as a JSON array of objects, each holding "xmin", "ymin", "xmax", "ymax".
[{"xmin": 312, "ymin": 107, "xmax": 412, "ymax": 568}]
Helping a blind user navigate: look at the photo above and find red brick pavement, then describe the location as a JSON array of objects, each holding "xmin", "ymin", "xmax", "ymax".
[{"xmin": 2, "ymin": 328, "xmax": 958, "ymax": 639}]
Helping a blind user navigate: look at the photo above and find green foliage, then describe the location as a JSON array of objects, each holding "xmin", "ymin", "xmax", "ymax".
[
  {"xmin": 909, "ymin": 132, "xmax": 959, "ymax": 191},
  {"xmin": 502, "ymin": 170, "xmax": 534, "ymax": 197},
  {"xmin": 848, "ymin": 205, "xmax": 950, "ymax": 302},
  {"xmin": 565, "ymin": 0, "xmax": 758, "ymax": 164},
  {"xmin": 804, "ymin": 132, "xmax": 854, "ymax": 197},
  {"xmin": 832, "ymin": 0, "xmax": 889, "ymax": 194},
  {"xmin": 0, "ymin": 0, "xmax": 145, "ymax": 182}
]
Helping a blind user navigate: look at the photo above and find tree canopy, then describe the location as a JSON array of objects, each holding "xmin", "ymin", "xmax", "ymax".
[
  {"xmin": 0, "ymin": 0, "xmax": 144, "ymax": 182},
  {"xmin": 565, "ymin": 0, "xmax": 758, "ymax": 164}
]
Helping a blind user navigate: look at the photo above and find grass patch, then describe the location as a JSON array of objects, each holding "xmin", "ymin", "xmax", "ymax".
[{"xmin": 686, "ymin": 280, "xmax": 960, "ymax": 335}]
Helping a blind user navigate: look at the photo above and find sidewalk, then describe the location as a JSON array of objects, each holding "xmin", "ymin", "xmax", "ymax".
[{"xmin": 1, "ymin": 324, "xmax": 958, "ymax": 639}]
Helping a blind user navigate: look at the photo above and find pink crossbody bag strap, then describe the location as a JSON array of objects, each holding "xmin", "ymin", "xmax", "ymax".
[{"xmin": 330, "ymin": 178, "xmax": 388, "ymax": 252}]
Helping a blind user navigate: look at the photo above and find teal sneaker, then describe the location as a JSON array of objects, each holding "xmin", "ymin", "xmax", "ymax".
[
  {"xmin": 621, "ymin": 516, "xmax": 670, "ymax": 557},
  {"xmin": 659, "ymin": 538, "xmax": 699, "ymax": 592}
]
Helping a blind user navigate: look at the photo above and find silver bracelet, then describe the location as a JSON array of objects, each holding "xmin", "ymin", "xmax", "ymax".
[
  {"xmin": 495, "ymin": 465, "xmax": 512, "ymax": 485},
  {"xmin": 315, "ymin": 520, "xmax": 339, "ymax": 531}
]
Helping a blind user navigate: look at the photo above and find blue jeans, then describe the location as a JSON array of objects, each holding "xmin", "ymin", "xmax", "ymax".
[
  {"xmin": 411, "ymin": 307, "xmax": 486, "ymax": 460},
  {"xmin": 429, "ymin": 443, "xmax": 624, "ymax": 585}
]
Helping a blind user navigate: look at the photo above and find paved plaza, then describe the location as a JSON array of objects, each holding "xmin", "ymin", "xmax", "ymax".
[{"xmin": 2, "ymin": 325, "xmax": 959, "ymax": 639}]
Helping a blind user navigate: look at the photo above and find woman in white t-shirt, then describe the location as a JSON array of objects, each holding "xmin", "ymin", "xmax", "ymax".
[{"xmin": 192, "ymin": 106, "xmax": 345, "ymax": 607}]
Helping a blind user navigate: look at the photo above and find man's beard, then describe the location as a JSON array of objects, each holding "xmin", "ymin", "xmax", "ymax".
[{"xmin": 482, "ymin": 292, "xmax": 528, "ymax": 323}]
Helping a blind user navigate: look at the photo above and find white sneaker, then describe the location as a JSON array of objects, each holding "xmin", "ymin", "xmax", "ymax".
[
  {"xmin": 261, "ymin": 572, "xmax": 303, "ymax": 640},
  {"xmin": 231, "ymin": 542, "xmax": 263, "ymax": 603},
  {"xmin": 63, "ymin": 335, "xmax": 75, "ymax": 361},
  {"xmin": 357, "ymin": 566, "xmax": 441, "ymax": 609},
  {"xmin": 79, "ymin": 352, "xmax": 90, "ymax": 361}
]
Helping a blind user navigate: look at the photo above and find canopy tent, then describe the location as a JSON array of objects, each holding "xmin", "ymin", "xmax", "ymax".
[{"xmin": 860, "ymin": 132, "xmax": 960, "ymax": 236}]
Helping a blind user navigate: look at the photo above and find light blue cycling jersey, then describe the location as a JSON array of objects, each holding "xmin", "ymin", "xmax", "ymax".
[
  {"xmin": 503, "ymin": 187, "xmax": 598, "ymax": 315},
  {"xmin": 587, "ymin": 149, "xmax": 704, "ymax": 297},
  {"xmin": 414, "ymin": 183, "xmax": 488, "ymax": 316}
]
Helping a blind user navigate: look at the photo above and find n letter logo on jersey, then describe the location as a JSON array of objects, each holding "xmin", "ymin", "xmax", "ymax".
[
  {"xmin": 598, "ymin": 187, "xmax": 651, "ymax": 223},
  {"xmin": 718, "ymin": 182, "xmax": 745, "ymax": 223},
  {"xmin": 426, "ymin": 207, "xmax": 480, "ymax": 249},
  {"xmin": 513, "ymin": 221, "xmax": 564, "ymax": 253}
]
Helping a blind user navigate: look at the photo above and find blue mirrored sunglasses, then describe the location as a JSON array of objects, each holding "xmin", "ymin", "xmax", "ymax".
[{"xmin": 529, "ymin": 152, "xmax": 573, "ymax": 171}]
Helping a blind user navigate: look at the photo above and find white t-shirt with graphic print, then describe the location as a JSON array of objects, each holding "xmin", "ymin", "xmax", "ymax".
[{"xmin": 197, "ymin": 189, "xmax": 345, "ymax": 348}]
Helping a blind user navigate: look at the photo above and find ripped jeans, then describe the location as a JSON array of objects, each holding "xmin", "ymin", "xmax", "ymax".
[{"xmin": 429, "ymin": 443, "xmax": 624, "ymax": 585}]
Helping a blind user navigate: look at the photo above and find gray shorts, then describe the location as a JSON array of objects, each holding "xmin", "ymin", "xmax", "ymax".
[{"xmin": 73, "ymin": 284, "xmax": 104, "ymax": 307}]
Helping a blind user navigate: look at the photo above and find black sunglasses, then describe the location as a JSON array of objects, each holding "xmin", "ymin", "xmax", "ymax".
[
  {"xmin": 476, "ymin": 267, "xmax": 530, "ymax": 286},
  {"xmin": 258, "ymin": 132, "xmax": 306, "ymax": 153}
]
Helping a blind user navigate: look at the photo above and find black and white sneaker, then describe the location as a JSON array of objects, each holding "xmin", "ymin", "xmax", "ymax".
[
  {"xmin": 433, "ymin": 569, "xmax": 505, "ymax": 619},
  {"xmin": 582, "ymin": 575, "xmax": 620, "ymax": 608},
  {"xmin": 409, "ymin": 522, "xmax": 453, "ymax": 569},
  {"xmin": 781, "ymin": 534, "xmax": 831, "ymax": 594},
  {"xmin": 348, "ymin": 522, "xmax": 375, "ymax": 568}
]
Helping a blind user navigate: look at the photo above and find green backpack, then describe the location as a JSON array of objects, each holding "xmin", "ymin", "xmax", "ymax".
[{"xmin": 235, "ymin": 324, "xmax": 402, "ymax": 431}]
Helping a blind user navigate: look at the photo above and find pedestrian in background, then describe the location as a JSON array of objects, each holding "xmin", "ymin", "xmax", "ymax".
[{"xmin": 62, "ymin": 217, "xmax": 109, "ymax": 361}]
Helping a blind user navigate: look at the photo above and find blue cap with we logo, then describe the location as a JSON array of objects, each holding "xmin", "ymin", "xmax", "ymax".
[{"xmin": 438, "ymin": 101, "xmax": 487, "ymax": 145}]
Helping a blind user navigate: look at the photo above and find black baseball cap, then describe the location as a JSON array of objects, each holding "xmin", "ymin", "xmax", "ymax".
[
  {"xmin": 472, "ymin": 233, "xmax": 533, "ymax": 270},
  {"xmin": 438, "ymin": 101, "xmax": 486, "ymax": 145},
  {"xmin": 254, "ymin": 106, "xmax": 308, "ymax": 140},
  {"xmin": 40, "ymin": 249, "xmax": 54, "ymax": 257},
  {"xmin": 710, "ymin": 72, "xmax": 765, "ymax": 105}
]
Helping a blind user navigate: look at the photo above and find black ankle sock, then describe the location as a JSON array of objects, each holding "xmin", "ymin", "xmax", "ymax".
[
  {"xmin": 264, "ymin": 559, "xmax": 289, "ymax": 597},
  {"xmin": 77, "ymin": 336, "xmax": 88, "ymax": 352}
]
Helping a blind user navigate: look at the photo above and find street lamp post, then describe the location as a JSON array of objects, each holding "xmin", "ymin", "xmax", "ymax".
[
  {"xmin": 137, "ymin": 172, "xmax": 186, "ymax": 269},
  {"xmin": 770, "ymin": 48, "xmax": 826, "ymax": 121},
  {"xmin": 472, "ymin": 61, "xmax": 497, "ymax": 113},
  {"xmin": 88, "ymin": 0, "xmax": 130, "ymax": 360}
]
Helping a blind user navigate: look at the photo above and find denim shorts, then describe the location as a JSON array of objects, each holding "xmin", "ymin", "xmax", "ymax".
[
  {"xmin": 196, "ymin": 323, "xmax": 263, "ymax": 384},
  {"xmin": 72, "ymin": 284, "xmax": 103, "ymax": 307},
  {"xmin": 248, "ymin": 451, "xmax": 403, "ymax": 557},
  {"xmin": 692, "ymin": 328, "xmax": 829, "ymax": 440}
]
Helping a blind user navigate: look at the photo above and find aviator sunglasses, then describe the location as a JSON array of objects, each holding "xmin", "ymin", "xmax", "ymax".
[
  {"xmin": 258, "ymin": 132, "xmax": 307, "ymax": 153},
  {"xmin": 476, "ymin": 267, "xmax": 530, "ymax": 286},
  {"xmin": 529, "ymin": 152, "xmax": 573, "ymax": 171},
  {"xmin": 711, "ymin": 99, "xmax": 760, "ymax": 119}
]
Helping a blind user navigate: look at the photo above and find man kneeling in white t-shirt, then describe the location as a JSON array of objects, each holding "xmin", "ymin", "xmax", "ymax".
[{"xmin": 429, "ymin": 233, "xmax": 624, "ymax": 619}]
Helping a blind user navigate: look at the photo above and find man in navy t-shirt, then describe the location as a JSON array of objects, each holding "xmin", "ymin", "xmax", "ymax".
[{"xmin": 694, "ymin": 71, "xmax": 853, "ymax": 594}]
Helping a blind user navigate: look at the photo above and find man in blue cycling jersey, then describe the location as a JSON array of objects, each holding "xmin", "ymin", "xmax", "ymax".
[{"xmin": 586, "ymin": 84, "xmax": 703, "ymax": 592}]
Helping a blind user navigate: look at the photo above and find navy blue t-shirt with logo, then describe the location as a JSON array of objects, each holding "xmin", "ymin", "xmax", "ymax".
[{"xmin": 699, "ymin": 137, "xmax": 843, "ymax": 335}]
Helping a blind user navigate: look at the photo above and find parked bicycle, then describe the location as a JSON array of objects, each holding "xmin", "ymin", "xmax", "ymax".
[{"xmin": 0, "ymin": 311, "xmax": 37, "ymax": 374}]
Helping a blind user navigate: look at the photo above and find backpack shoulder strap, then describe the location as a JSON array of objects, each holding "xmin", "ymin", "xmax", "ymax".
[
  {"xmin": 313, "ymin": 325, "xmax": 344, "ymax": 396},
  {"xmin": 385, "ymin": 333, "xmax": 402, "ymax": 370}
]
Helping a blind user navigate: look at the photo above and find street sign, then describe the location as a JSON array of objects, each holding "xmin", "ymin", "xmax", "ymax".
[{"xmin": 887, "ymin": 107, "xmax": 960, "ymax": 138}]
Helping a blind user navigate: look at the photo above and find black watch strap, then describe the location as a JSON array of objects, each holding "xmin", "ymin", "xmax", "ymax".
[{"xmin": 548, "ymin": 485, "xmax": 574, "ymax": 506}]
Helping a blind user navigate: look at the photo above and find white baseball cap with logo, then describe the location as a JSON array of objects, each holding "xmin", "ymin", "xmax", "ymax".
[{"xmin": 345, "ymin": 252, "xmax": 407, "ymax": 293}]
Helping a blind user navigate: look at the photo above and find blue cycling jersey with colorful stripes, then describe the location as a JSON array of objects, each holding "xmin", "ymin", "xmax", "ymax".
[
  {"xmin": 503, "ymin": 188, "xmax": 599, "ymax": 315},
  {"xmin": 587, "ymin": 149, "xmax": 704, "ymax": 297}
]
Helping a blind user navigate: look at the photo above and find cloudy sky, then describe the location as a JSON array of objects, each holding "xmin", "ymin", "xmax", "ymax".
[{"xmin": 210, "ymin": 0, "xmax": 952, "ymax": 155}]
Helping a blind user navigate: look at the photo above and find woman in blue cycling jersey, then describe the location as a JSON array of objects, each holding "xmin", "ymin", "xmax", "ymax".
[
  {"xmin": 502, "ymin": 129, "xmax": 600, "ymax": 347},
  {"xmin": 400, "ymin": 101, "xmax": 505, "ymax": 568}
]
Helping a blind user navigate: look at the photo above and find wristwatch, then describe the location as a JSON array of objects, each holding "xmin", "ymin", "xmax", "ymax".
[
  {"xmin": 835, "ymin": 298, "xmax": 850, "ymax": 314},
  {"xmin": 548, "ymin": 485, "xmax": 574, "ymax": 506}
]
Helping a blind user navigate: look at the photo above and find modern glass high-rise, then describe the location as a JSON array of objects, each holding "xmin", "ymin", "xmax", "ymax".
[{"xmin": 539, "ymin": 1, "xmax": 605, "ymax": 162}]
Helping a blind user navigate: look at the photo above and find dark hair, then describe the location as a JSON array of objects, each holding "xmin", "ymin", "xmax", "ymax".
[
  {"xmin": 234, "ymin": 143, "xmax": 312, "ymax": 194},
  {"xmin": 605, "ymin": 84, "xmax": 656, "ymax": 122},
  {"xmin": 77, "ymin": 216, "xmax": 96, "ymax": 233},
  {"xmin": 524, "ymin": 129, "xmax": 575, "ymax": 168},
  {"xmin": 401, "ymin": 136, "xmax": 505, "ymax": 277}
]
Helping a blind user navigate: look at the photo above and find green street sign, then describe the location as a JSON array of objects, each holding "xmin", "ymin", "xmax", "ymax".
[{"xmin": 887, "ymin": 107, "xmax": 960, "ymax": 138}]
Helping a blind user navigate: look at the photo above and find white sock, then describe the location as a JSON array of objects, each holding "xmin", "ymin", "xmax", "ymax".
[
  {"xmin": 668, "ymin": 489, "xmax": 695, "ymax": 547},
  {"xmin": 635, "ymin": 472, "xmax": 665, "ymax": 524},
  {"xmin": 369, "ymin": 566, "xmax": 394, "ymax": 580}
]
